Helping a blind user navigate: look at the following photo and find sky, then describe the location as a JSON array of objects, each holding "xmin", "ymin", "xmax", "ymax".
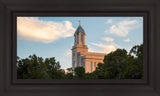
[{"xmin": 17, "ymin": 17, "xmax": 143, "ymax": 69}]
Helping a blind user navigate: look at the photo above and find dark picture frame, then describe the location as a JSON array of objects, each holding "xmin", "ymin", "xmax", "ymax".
[{"xmin": 0, "ymin": 0, "xmax": 160, "ymax": 96}]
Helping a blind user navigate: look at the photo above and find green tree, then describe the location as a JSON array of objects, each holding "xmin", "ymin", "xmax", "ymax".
[
  {"xmin": 126, "ymin": 44, "xmax": 143, "ymax": 79},
  {"xmin": 74, "ymin": 66, "xmax": 85, "ymax": 79},
  {"xmin": 65, "ymin": 67, "xmax": 74, "ymax": 79},
  {"xmin": 84, "ymin": 71, "xmax": 97, "ymax": 79},
  {"xmin": 17, "ymin": 44, "xmax": 143, "ymax": 79},
  {"xmin": 96, "ymin": 49, "xmax": 128, "ymax": 79},
  {"xmin": 17, "ymin": 54, "xmax": 65, "ymax": 79},
  {"xmin": 65, "ymin": 73, "xmax": 74, "ymax": 79},
  {"xmin": 66, "ymin": 67, "xmax": 73, "ymax": 73},
  {"xmin": 95, "ymin": 44, "xmax": 143, "ymax": 79}
]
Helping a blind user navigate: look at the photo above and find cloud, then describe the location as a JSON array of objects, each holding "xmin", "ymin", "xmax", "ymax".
[
  {"xmin": 17, "ymin": 17, "xmax": 76, "ymax": 43},
  {"xmin": 102, "ymin": 37, "xmax": 114, "ymax": 42},
  {"xmin": 124, "ymin": 38, "xmax": 131, "ymax": 42},
  {"xmin": 106, "ymin": 19, "xmax": 113, "ymax": 24},
  {"xmin": 105, "ymin": 20, "xmax": 139, "ymax": 37},
  {"xmin": 90, "ymin": 42, "xmax": 117, "ymax": 54},
  {"xmin": 87, "ymin": 45, "xmax": 95, "ymax": 52},
  {"xmin": 65, "ymin": 50, "xmax": 72, "ymax": 56},
  {"xmin": 88, "ymin": 48, "xmax": 95, "ymax": 52}
]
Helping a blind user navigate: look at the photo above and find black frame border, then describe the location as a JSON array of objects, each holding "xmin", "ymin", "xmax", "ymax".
[{"xmin": 0, "ymin": 0, "xmax": 160, "ymax": 96}]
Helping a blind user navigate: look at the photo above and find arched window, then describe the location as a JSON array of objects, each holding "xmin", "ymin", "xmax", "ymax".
[{"xmin": 81, "ymin": 34, "xmax": 83, "ymax": 43}]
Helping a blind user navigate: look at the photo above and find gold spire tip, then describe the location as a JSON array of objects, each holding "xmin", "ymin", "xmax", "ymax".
[{"xmin": 79, "ymin": 20, "xmax": 81, "ymax": 25}]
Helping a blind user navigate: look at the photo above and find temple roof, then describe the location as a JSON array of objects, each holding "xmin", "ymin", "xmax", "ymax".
[
  {"xmin": 75, "ymin": 20, "xmax": 86, "ymax": 35},
  {"xmin": 75, "ymin": 25, "xmax": 85, "ymax": 34}
]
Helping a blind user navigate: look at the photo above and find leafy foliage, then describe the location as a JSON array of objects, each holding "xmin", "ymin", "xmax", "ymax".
[
  {"xmin": 17, "ymin": 44, "xmax": 143, "ymax": 79},
  {"xmin": 95, "ymin": 44, "xmax": 143, "ymax": 79},
  {"xmin": 17, "ymin": 54, "xmax": 65, "ymax": 79},
  {"xmin": 74, "ymin": 66, "xmax": 85, "ymax": 79}
]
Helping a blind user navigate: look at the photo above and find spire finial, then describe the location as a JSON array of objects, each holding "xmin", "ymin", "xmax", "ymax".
[{"xmin": 79, "ymin": 20, "xmax": 81, "ymax": 25}]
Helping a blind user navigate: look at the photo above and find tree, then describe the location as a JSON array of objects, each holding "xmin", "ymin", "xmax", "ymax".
[
  {"xmin": 95, "ymin": 49, "xmax": 128, "ymax": 79},
  {"xmin": 65, "ymin": 73, "xmax": 74, "ymax": 79},
  {"xmin": 17, "ymin": 54, "xmax": 65, "ymax": 79},
  {"xmin": 64, "ymin": 67, "xmax": 74, "ymax": 79},
  {"xmin": 66, "ymin": 67, "xmax": 73, "ymax": 73},
  {"xmin": 95, "ymin": 44, "xmax": 143, "ymax": 79},
  {"xmin": 126, "ymin": 44, "xmax": 143, "ymax": 79},
  {"xmin": 17, "ymin": 44, "xmax": 143, "ymax": 79},
  {"xmin": 74, "ymin": 66, "xmax": 85, "ymax": 79}
]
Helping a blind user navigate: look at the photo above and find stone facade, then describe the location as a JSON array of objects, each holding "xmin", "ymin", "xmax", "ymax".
[{"xmin": 72, "ymin": 22, "xmax": 107, "ymax": 73}]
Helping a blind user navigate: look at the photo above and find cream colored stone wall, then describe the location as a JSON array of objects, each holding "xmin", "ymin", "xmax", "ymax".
[
  {"xmin": 85, "ymin": 57, "xmax": 104, "ymax": 73},
  {"xmin": 72, "ymin": 45, "xmax": 107, "ymax": 73},
  {"xmin": 79, "ymin": 52, "xmax": 106, "ymax": 73}
]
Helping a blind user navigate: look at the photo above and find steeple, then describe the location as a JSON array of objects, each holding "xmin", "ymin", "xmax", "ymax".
[
  {"xmin": 72, "ymin": 21, "xmax": 88, "ymax": 72},
  {"xmin": 75, "ymin": 20, "xmax": 86, "ymax": 35},
  {"xmin": 73, "ymin": 20, "xmax": 87, "ymax": 46}
]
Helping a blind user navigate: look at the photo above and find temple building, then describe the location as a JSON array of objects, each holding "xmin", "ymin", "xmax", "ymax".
[{"xmin": 72, "ymin": 21, "xmax": 107, "ymax": 73}]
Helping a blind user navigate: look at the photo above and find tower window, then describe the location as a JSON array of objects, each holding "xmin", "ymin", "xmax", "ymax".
[
  {"xmin": 75, "ymin": 35, "xmax": 77, "ymax": 43},
  {"xmin": 81, "ymin": 34, "xmax": 83, "ymax": 43}
]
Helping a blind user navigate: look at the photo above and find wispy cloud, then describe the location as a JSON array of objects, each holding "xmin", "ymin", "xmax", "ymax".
[
  {"xmin": 124, "ymin": 38, "xmax": 131, "ymax": 42},
  {"xmin": 106, "ymin": 19, "xmax": 113, "ymax": 24},
  {"xmin": 17, "ymin": 17, "xmax": 76, "ymax": 43},
  {"xmin": 102, "ymin": 37, "xmax": 114, "ymax": 42},
  {"xmin": 105, "ymin": 20, "xmax": 140, "ymax": 37},
  {"xmin": 88, "ymin": 48, "xmax": 95, "ymax": 52},
  {"xmin": 65, "ymin": 50, "xmax": 72, "ymax": 56},
  {"xmin": 90, "ymin": 42, "xmax": 117, "ymax": 54}
]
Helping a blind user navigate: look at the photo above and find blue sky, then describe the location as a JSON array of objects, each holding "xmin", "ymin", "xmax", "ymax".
[{"xmin": 17, "ymin": 17, "xmax": 143, "ymax": 69}]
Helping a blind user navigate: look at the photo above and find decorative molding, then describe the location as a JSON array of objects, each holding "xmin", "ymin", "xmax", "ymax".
[{"xmin": 0, "ymin": 0, "xmax": 159, "ymax": 96}]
